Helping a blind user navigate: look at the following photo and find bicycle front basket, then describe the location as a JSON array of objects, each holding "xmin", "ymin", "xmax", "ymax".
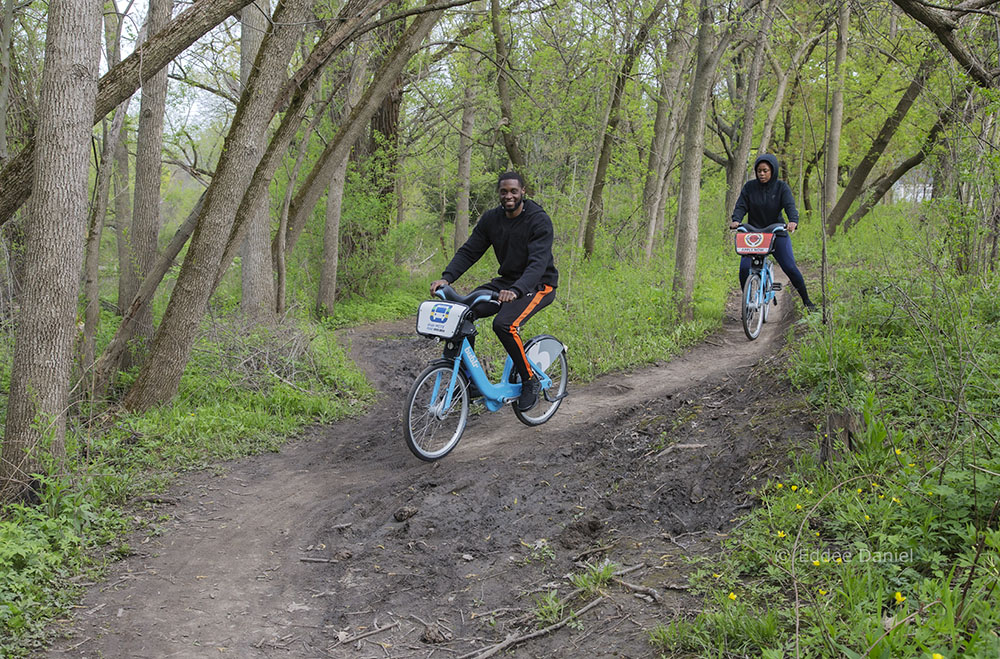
[
  {"xmin": 416, "ymin": 300, "xmax": 470, "ymax": 339},
  {"xmin": 734, "ymin": 232, "xmax": 775, "ymax": 255}
]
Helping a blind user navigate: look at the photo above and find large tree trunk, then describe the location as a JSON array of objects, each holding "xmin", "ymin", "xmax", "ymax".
[
  {"xmin": 317, "ymin": 43, "xmax": 369, "ymax": 318},
  {"xmin": 826, "ymin": 54, "xmax": 936, "ymax": 234},
  {"xmin": 822, "ymin": 1, "xmax": 849, "ymax": 219},
  {"xmin": 671, "ymin": 0, "xmax": 731, "ymax": 319},
  {"xmin": 123, "ymin": 0, "xmax": 310, "ymax": 412},
  {"xmin": 125, "ymin": 0, "xmax": 173, "ymax": 362},
  {"xmin": 1, "ymin": 0, "xmax": 99, "ymax": 496},
  {"xmin": 489, "ymin": 0, "xmax": 526, "ymax": 171},
  {"xmin": 723, "ymin": 1, "xmax": 774, "ymax": 220},
  {"xmin": 582, "ymin": 0, "xmax": 669, "ymax": 257},
  {"xmin": 279, "ymin": 6, "xmax": 445, "ymax": 258},
  {"xmin": 0, "ymin": 0, "xmax": 261, "ymax": 227},
  {"xmin": 239, "ymin": 0, "xmax": 275, "ymax": 322},
  {"xmin": 454, "ymin": 67, "xmax": 476, "ymax": 250}
]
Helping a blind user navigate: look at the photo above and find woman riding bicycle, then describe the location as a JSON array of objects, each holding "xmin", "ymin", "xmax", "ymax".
[{"xmin": 729, "ymin": 154, "xmax": 817, "ymax": 312}]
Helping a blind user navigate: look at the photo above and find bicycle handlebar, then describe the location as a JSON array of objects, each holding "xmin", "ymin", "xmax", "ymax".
[{"xmin": 734, "ymin": 222, "xmax": 788, "ymax": 235}]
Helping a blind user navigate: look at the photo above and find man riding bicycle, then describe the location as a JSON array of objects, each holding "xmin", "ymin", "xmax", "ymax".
[
  {"xmin": 729, "ymin": 154, "xmax": 817, "ymax": 312},
  {"xmin": 430, "ymin": 171, "xmax": 558, "ymax": 413}
]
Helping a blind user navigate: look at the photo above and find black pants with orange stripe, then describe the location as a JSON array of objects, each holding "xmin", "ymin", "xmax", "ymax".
[{"xmin": 471, "ymin": 282, "xmax": 556, "ymax": 383}]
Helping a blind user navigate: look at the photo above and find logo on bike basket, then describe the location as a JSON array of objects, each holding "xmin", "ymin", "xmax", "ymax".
[
  {"xmin": 429, "ymin": 304, "xmax": 451, "ymax": 324},
  {"xmin": 745, "ymin": 233, "xmax": 763, "ymax": 248}
]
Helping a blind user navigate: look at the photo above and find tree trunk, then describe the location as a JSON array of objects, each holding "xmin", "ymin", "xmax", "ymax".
[
  {"xmin": 280, "ymin": 5, "xmax": 445, "ymax": 259},
  {"xmin": 671, "ymin": 0, "xmax": 731, "ymax": 319},
  {"xmin": 822, "ymin": 1, "xmax": 849, "ymax": 219},
  {"xmin": 125, "ymin": 0, "xmax": 173, "ymax": 361},
  {"xmin": 490, "ymin": 0, "xmax": 526, "ymax": 171},
  {"xmin": 891, "ymin": 0, "xmax": 998, "ymax": 89},
  {"xmin": 0, "ymin": 0, "xmax": 13, "ymax": 161},
  {"xmin": 0, "ymin": 0, "xmax": 261, "ymax": 227},
  {"xmin": 317, "ymin": 43, "xmax": 369, "ymax": 318},
  {"xmin": 91, "ymin": 193, "xmax": 205, "ymax": 398},
  {"xmin": 724, "ymin": 1, "xmax": 774, "ymax": 220},
  {"xmin": 826, "ymin": 54, "xmax": 936, "ymax": 235},
  {"xmin": 841, "ymin": 97, "xmax": 959, "ymax": 232},
  {"xmin": 582, "ymin": 0, "xmax": 670, "ymax": 257},
  {"xmin": 217, "ymin": 0, "xmax": 384, "ymax": 286},
  {"xmin": 1, "ymin": 0, "xmax": 99, "ymax": 496},
  {"xmin": 239, "ymin": 0, "xmax": 275, "ymax": 322},
  {"xmin": 643, "ymin": 18, "xmax": 692, "ymax": 259},
  {"xmin": 123, "ymin": 0, "xmax": 310, "ymax": 412},
  {"xmin": 81, "ymin": 104, "xmax": 129, "ymax": 378},
  {"xmin": 454, "ymin": 70, "xmax": 476, "ymax": 251}
]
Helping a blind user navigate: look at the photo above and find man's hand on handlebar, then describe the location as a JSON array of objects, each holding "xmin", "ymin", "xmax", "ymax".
[
  {"xmin": 497, "ymin": 289, "xmax": 517, "ymax": 303},
  {"xmin": 430, "ymin": 279, "xmax": 449, "ymax": 295}
]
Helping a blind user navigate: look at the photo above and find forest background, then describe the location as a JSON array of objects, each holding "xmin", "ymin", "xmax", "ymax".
[{"xmin": 0, "ymin": 0, "xmax": 998, "ymax": 655}]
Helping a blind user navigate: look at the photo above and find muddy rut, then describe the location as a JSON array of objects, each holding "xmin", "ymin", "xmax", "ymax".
[{"xmin": 45, "ymin": 286, "xmax": 816, "ymax": 659}]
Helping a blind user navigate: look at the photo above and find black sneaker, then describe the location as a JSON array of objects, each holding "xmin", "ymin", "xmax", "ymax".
[
  {"xmin": 805, "ymin": 302, "xmax": 819, "ymax": 313},
  {"xmin": 516, "ymin": 376, "xmax": 540, "ymax": 412}
]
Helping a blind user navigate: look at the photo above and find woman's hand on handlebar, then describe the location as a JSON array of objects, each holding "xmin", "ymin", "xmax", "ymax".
[
  {"xmin": 430, "ymin": 279, "xmax": 450, "ymax": 295},
  {"xmin": 729, "ymin": 221, "xmax": 740, "ymax": 230},
  {"xmin": 497, "ymin": 289, "xmax": 517, "ymax": 303},
  {"xmin": 787, "ymin": 221, "xmax": 798, "ymax": 233}
]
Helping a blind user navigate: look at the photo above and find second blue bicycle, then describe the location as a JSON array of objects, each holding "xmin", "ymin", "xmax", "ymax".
[{"xmin": 733, "ymin": 223, "xmax": 786, "ymax": 340}]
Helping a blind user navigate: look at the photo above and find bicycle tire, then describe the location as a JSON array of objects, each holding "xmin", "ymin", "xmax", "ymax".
[
  {"xmin": 513, "ymin": 336, "xmax": 568, "ymax": 427},
  {"xmin": 762, "ymin": 266, "xmax": 772, "ymax": 324},
  {"xmin": 404, "ymin": 364, "xmax": 469, "ymax": 461},
  {"xmin": 742, "ymin": 273, "xmax": 764, "ymax": 340}
]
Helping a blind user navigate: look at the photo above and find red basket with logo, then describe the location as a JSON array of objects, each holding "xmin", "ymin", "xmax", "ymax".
[{"xmin": 734, "ymin": 232, "xmax": 776, "ymax": 255}]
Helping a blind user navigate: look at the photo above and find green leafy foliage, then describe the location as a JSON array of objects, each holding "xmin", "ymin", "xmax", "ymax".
[{"xmin": 677, "ymin": 204, "xmax": 1000, "ymax": 657}]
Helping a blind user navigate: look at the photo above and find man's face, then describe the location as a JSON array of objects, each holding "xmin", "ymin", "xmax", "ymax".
[
  {"xmin": 498, "ymin": 179, "xmax": 524, "ymax": 214},
  {"xmin": 755, "ymin": 162, "xmax": 772, "ymax": 184}
]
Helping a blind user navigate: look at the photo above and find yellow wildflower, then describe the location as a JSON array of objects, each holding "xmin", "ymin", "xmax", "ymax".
[
  {"xmin": 728, "ymin": 592, "xmax": 737, "ymax": 601},
  {"xmin": 894, "ymin": 591, "xmax": 906, "ymax": 604},
  {"xmin": 791, "ymin": 485, "xmax": 798, "ymax": 491},
  {"xmin": 776, "ymin": 483, "xmax": 784, "ymax": 489},
  {"xmin": 818, "ymin": 588, "xmax": 827, "ymax": 595},
  {"xmin": 777, "ymin": 530, "xmax": 786, "ymax": 538},
  {"xmin": 812, "ymin": 560, "xmax": 820, "ymax": 566}
]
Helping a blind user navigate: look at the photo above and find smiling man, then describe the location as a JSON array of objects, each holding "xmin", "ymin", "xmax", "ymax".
[{"xmin": 430, "ymin": 171, "xmax": 559, "ymax": 412}]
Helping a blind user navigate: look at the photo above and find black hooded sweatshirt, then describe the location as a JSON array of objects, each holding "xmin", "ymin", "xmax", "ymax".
[
  {"xmin": 730, "ymin": 154, "xmax": 799, "ymax": 229},
  {"xmin": 442, "ymin": 198, "xmax": 559, "ymax": 297}
]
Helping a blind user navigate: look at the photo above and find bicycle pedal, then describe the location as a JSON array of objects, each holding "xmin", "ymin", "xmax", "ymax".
[{"xmin": 771, "ymin": 283, "xmax": 783, "ymax": 291}]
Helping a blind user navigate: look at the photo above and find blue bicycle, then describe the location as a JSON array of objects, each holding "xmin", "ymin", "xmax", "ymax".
[
  {"xmin": 404, "ymin": 285, "xmax": 568, "ymax": 461},
  {"xmin": 734, "ymin": 223, "xmax": 786, "ymax": 340}
]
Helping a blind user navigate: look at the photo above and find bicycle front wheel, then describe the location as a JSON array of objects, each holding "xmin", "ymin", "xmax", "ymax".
[
  {"xmin": 404, "ymin": 365, "xmax": 469, "ymax": 461},
  {"xmin": 742, "ymin": 273, "xmax": 764, "ymax": 340},
  {"xmin": 513, "ymin": 337, "xmax": 568, "ymax": 427}
]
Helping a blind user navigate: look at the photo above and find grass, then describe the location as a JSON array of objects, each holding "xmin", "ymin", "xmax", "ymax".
[{"xmin": 651, "ymin": 204, "xmax": 1000, "ymax": 658}]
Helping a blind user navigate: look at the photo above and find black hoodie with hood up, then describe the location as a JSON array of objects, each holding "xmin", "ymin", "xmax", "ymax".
[{"xmin": 730, "ymin": 154, "xmax": 799, "ymax": 229}]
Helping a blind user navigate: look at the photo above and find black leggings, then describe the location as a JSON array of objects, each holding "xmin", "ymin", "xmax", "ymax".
[{"xmin": 472, "ymin": 283, "xmax": 556, "ymax": 382}]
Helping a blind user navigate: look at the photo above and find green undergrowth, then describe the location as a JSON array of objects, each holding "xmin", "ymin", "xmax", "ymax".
[
  {"xmin": 1, "ymin": 204, "xmax": 735, "ymax": 655},
  {"xmin": 650, "ymin": 207, "xmax": 1000, "ymax": 657},
  {"xmin": 0, "ymin": 314, "xmax": 371, "ymax": 656}
]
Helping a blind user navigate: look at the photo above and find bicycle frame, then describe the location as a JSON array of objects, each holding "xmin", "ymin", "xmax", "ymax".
[
  {"xmin": 745, "ymin": 255, "xmax": 775, "ymax": 310},
  {"xmin": 432, "ymin": 292, "xmax": 554, "ymax": 413}
]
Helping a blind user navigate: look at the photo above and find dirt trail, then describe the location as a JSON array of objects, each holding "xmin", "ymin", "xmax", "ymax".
[{"xmin": 45, "ymin": 286, "xmax": 816, "ymax": 659}]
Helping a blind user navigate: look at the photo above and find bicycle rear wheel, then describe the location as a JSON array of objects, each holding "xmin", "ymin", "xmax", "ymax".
[
  {"xmin": 742, "ymin": 273, "xmax": 764, "ymax": 340},
  {"xmin": 513, "ymin": 336, "xmax": 568, "ymax": 427},
  {"xmin": 404, "ymin": 364, "xmax": 469, "ymax": 461}
]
